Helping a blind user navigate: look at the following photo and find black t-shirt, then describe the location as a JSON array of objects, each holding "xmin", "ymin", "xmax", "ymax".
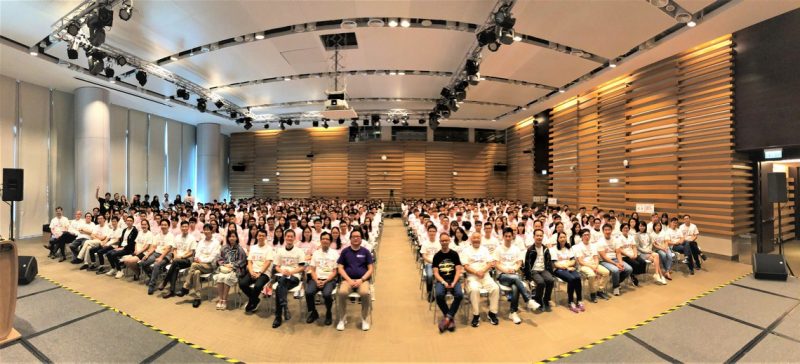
[
  {"xmin": 98, "ymin": 197, "xmax": 111, "ymax": 214},
  {"xmin": 432, "ymin": 250, "xmax": 462, "ymax": 284}
]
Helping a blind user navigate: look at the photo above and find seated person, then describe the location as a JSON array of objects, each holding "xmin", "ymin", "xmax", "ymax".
[
  {"xmin": 306, "ymin": 232, "xmax": 339, "ymax": 326},
  {"xmin": 272, "ymin": 230, "xmax": 306, "ymax": 328},
  {"xmin": 524, "ymin": 229, "xmax": 555, "ymax": 312},
  {"xmin": 45, "ymin": 207, "xmax": 70, "ymax": 259},
  {"xmin": 336, "ymin": 229, "xmax": 374, "ymax": 331},
  {"xmin": 596, "ymin": 224, "xmax": 632, "ymax": 295},
  {"xmin": 90, "ymin": 216, "xmax": 124, "ymax": 273},
  {"xmin": 635, "ymin": 221, "xmax": 667, "ymax": 284},
  {"xmin": 618, "ymin": 223, "xmax": 647, "ymax": 286},
  {"xmin": 552, "ymin": 232, "xmax": 585, "ymax": 312},
  {"xmin": 496, "ymin": 228, "xmax": 539, "ymax": 324},
  {"xmin": 573, "ymin": 229, "xmax": 610, "ymax": 302},
  {"xmin": 649, "ymin": 222, "xmax": 673, "ymax": 280},
  {"xmin": 78, "ymin": 215, "xmax": 110, "ymax": 270},
  {"xmin": 105, "ymin": 216, "xmax": 138, "ymax": 278},
  {"xmin": 161, "ymin": 221, "xmax": 197, "ymax": 298},
  {"xmin": 213, "ymin": 229, "xmax": 247, "ymax": 310},
  {"xmin": 141, "ymin": 220, "xmax": 174, "ymax": 295},
  {"xmin": 461, "ymin": 232, "xmax": 500, "ymax": 327},
  {"xmin": 239, "ymin": 229, "xmax": 273, "ymax": 313},
  {"xmin": 432, "ymin": 232, "xmax": 463, "ymax": 333},
  {"xmin": 177, "ymin": 224, "xmax": 221, "ymax": 308},
  {"xmin": 420, "ymin": 224, "xmax": 441, "ymax": 302},
  {"xmin": 69, "ymin": 213, "xmax": 96, "ymax": 263}
]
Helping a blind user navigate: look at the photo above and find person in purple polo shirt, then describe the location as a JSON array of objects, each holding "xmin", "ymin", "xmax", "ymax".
[{"xmin": 335, "ymin": 229, "xmax": 374, "ymax": 331}]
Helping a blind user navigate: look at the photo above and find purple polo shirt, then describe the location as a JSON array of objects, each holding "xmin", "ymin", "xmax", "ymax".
[{"xmin": 337, "ymin": 246, "xmax": 373, "ymax": 279}]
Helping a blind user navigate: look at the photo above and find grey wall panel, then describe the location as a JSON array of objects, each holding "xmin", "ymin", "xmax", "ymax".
[
  {"xmin": 166, "ymin": 120, "xmax": 182, "ymax": 197},
  {"xmin": 128, "ymin": 110, "xmax": 148, "ymax": 196},
  {"xmin": 18, "ymin": 82, "xmax": 50, "ymax": 238},
  {"xmin": 180, "ymin": 123, "xmax": 196, "ymax": 198},
  {"xmin": 109, "ymin": 105, "xmax": 128, "ymax": 195},
  {"xmin": 52, "ymin": 90, "xmax": 74, "ymax": 216},
  {"xmin": 147, "ymin": 115, "xmax": 166, "ymax": 196}
]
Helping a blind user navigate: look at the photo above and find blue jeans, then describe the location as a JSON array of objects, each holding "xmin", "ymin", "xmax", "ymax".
[
  {"xmin": 656, "ymin": 249, "xmax": 673, "ymax": 271},
  {"xmin": 553, "ymin": 269, "xmax": 583, "ymax": 303},
  {"xmin": 275, "ymin": 275, "xmax": 300, "ymax": 309},
  {"xmin": 498, "ymin": 273, "xmax": 532, "ymax": 312},
  {"xmin": 600, "ymin": 259, "xmax": 632, "ymax": 288},
  {"xmin": 424, "ymin": 264, "xmax": 434, "ymax": 295},
  {"xmin": 434, "ymin": 281, "xmax": 463, "ymax": 318}
]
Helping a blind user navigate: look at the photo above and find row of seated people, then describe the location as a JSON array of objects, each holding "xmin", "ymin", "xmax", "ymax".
[
  {"xmin": 43, "ymin": 196, "xmax": 382, "ymax": 331},
  {"xmin": 402, "ymin": 199, "xmax": 707, "ymax": 332}
]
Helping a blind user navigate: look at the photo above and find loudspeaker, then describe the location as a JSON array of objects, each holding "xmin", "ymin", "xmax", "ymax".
[
  {"xmin": 2, "ymin": 168, "xmax": 23, "ymax": 202},
  {"xmin": 767, "ymin": 172, "xmax": 788, "ymax": 203},
  {"xmin": 18, "ymin": 256, "xmax": 37, "ymax": 285},
  {"xmin": 231, "ymin": 165, "xmax": 246, "ymax": 172},
  {"xmin": 493, "ymin": 164, "xmax": 508, "ymax": 172},
  {"xmin": 753, "ymin": 253, "xmax": 788, "ymax": 281}
]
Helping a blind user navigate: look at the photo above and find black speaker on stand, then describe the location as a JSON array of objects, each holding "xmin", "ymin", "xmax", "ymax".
[
  {"xmin": 758, "ymin": 172, "xmax": 794, "ymax": 279},
  {"xmin": 1, "ymin": 168, "xmax": 23, "ymax": 241}
]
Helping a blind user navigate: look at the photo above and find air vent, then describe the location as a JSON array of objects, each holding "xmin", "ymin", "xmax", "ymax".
[{"xmin": 320, "ymin": 32, "xmax": 358, "ymax": 51}]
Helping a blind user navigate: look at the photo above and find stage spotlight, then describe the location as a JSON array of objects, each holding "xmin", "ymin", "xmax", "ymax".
[
  {"xmin": 494, "ymin": 5, "xmax": 516, "ymax": 29},
  {"xmin": 89, "ymin": 27, "xmax": 106, "ymax": 47},
  {"xmin": 351, "ymin": 120, "xmax": 359, "ymax": 127},
  {"xmin": 135, "ymin": 70, "xmax": 147, "ymax": 86},
  {"xmin": 312, "ymin": 120, "xmax": 319, "ymax": 127},
  {"xmin": 280, "ymin": 123, "xmax": 286, "ymax": 130},
  {"xmin": 338, "ymin": 118, "xmax": 345, "ymax": 125},
  {"xmin": 497, "ymin": 27, "xmax": 515, "ymax": 45},
  {"xmin": 466, "ymin": 59, "xmax": 480, "ymax": 76},
  {"xmin": 97, "ymin": 7, "xmax": 114, "ymax": 27},
  {"xmin": 391, "ymin": 118, "xmax": 398, "ymax": 125},
  {"xmin": 263, "ymin": 123, "xmax": 270, "ymax": 129},
  {"xmin": 88, "ymin": 57, "xmax": 105, "ymax": 75},
  {"xmin": 177, "ymin": 88, "xmax": 190, "ymax": 100},
  {"xmin": 323, "ymin": 121, "xmax": 329, "ymax": 129},
  {"xmin": 67, "ymin": 48, "xmax": 79, "ymax": 60},
  {"xmin": 196, "ymin": 98, "xmax": 207, "ymax": 112},
  {"xmin": 476, "ymin": 28, "xmax": 497, "ymax": 47},
  {"xmin": 362, "ymin": 119, "xmax": 369, "ymax": 126},
  {"xmin": 244, "ymin": 121, "xmax": 253, "ymax": 130},
  {"xmin": 293, "ymin": 119, "xmax": 300, "ymax": 125},
  {"xmin": 371, "ymin": 114, "xmax": 380, "ymax": 125},
  {"xmin": 235, "ymin": 118, "xmax": 244, "ymax": 124},
  {"xmin": 115, "ymin": 55, "xmax": 127, "ymax": 66},
  {"xmin": 67, "ymin": 21, "xmax": 80, "ymax": 36},
  {"xmin": 440, "ymin": 87, "xmax": 453, "ymax": 98},
  {"xmin": 119, "ymin": 2, "xmax": 133, "ymax": 21},
  {"xmin": 214, "ymin": 100, "xmax": 224, "ymax": 109},
  {"xmin": 230, "ymin": 111, "xmax": 238, "ymax": 118},
  {"xmin": 104, "ymin": 67, "xmax": 114, "ymax": 78},
  {"xmin": 418, "ymin": 118, "xmax": 426, "ymax": 124}
]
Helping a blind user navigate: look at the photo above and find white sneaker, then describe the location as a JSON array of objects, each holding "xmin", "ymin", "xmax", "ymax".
[
  {"xmin": 652, "ymin": 273, "xmax": 661, "ymax": 282},
  {"xmin": 509, "ymin": 312, "xmax": 521, "ymax": 324},
  {"xmin": 613, "ymin": 287, "xmax": 621, "ymax": 296},
  {"xmin": 115, "ymin": 271, "xmax": 125, "ymax": 279},
  {"xmin": 659, "ymin": 276, "xmax": 668, "ymax": 285},
  {"xmin": 361, "ymin": 318, "xmax": 370, "ymax": 331},
  {"xmin": 336, "ymin": 319, "xmax": 346, "ymax": 331},
  {"xmin": 527, "ymin": 299, "xmax": 540, "ymax": 311},
  {"xmin": 106, "ymin": 269, "xmax": 117, "ymax": 276}
]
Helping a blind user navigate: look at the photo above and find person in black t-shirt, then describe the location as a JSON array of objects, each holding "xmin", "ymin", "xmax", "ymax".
[
  {"xmin": 432, "ymin": 232, "xmax": 463, "ymax": 333},
  {"xmin": 95, "ymin": 186, "xmax": 112, "ymax": 215}
]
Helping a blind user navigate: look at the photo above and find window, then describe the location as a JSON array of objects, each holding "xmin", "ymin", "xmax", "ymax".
[
  {"xmin": 475, "ymin": 128, "xmax": 506, "ymax": 144},
  {"xmin": 433, "ymin": 127, "xmax": 468, "ymax": 142},
  {"xmin": 391, "ymin": 126, "xmax": 427, "ymax": 141},
  {"xmin": 349, "ymin": 126, "xmax": 381, "ymax": 142}
]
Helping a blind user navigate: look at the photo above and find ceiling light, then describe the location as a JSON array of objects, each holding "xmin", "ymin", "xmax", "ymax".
[
  {"xmin": 609, "ymin": 178, "xmax": 619, "ymax": 183},
  {"xmin": 367, "ymin": 18, "xmax": 384, "ymax": 27},
  {"xmin": 196, "ymin": 98, "xmax": 207, "ymax": 112},
  {"xmin": 494, "ymin": 5, "xmax": 516, "ymax": 29},
  {"xmin": 491, "ymin": 119, "xmax": 497, "ymax": 122},
  {"xmin": 388, "ymin": 18, "xmax": 399, "ymax": 27},
  {"xmin": 400, "ymin": 18, "xmax": 411, "ymax": 28},
  {"xmin": 312, "ymin": 120, "xmax": 319, "ymax": 127},
  {"xmin": 687, "ymin": 20, "xmax": 697, "ymax": 27},
  {"xmin": 109, "ymin": 77, "xmax": 116, "ymax": 84},
  {"xmin": 104, "ymin": 67, "xmax": 115, "ymax": 78},
  {"xmin": 283, "ymin": 76, "xmax": 291, "ymax": 81},
  {"xmin": 263, "ymin": 123, "xmax": 269, "ymax": 129},
  {"xmin": 306, "ymin": 22, "xmax": 317, "ymax": 31},
  {"xmin": 418, "ymin": 119, "xmax": 426, "ymax": 125},
  {"xmin": 338, "ymin": 119, "xmax": 345, "ymax": 125},
  {"xmin": 513, "ymin": 35, "xmax": 522, "ymax": 42},
  {"xmin": 558, "ymin": 89, "xmax": 565, "ymax": 93},
  {"xmin": 243, "ymin": 121, "xmax": 252, "ymax": 130},
  {"xmin": 29, "ymin": 47, "xmax": 39, "ymax": 56},
  {"xmin": 135, "ymin": 70, "xmax": 147, "ymax": 86},
  {"xmin": 341, "ymin": 19, "xmax": 357, "ymax": 29},
  {"xmin": 255, "ymin": 32, "xmax": 265, "ymax": 40},
  {"xmin": 115, "ymin": 55, "xmax": 127, "ymax": 66},
  {"xmin": 675, "ymin": 12, "xmax": 693, "ymax": 24},
  {"xmin": 119, "ymin": 3, "xmax": 132, "ymax": 21},
  {"xmin": 177, "ymin": 88, "xmax": 190, "ymax": 100},
  {"xmin": 420, "ymin": 19, "xmax": 432, "ymax": 27},
  {"xmin": 214, "ymin": 100, "xmax": 224, "ymax": 109},
  {"xmin": 389, "ymin": 71, "xmax": 397, "ymax": 76},
  {"xmin": 650, "ymin": 0, "xmax": 669, "ymax": 7},
  {"xmin": 67, "ymin": 21, "xmax": 80, "ymax": 36},
  {"xmin": 170, "ymin": 55, "xmax": 178, "ymax": 61},
  {"xmin": 398, "ymin": 71, "xmax": 405, "ymax": 75},
  {"xmin": 262, "ymin": 178, "xmax": 269, "ymax": 182}
]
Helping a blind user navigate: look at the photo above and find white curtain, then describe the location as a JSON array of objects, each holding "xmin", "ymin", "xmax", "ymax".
[
  {"xmin": 128, "ymin": 110, "xmax": 148, "ymax": 196},
  {"xmin": 109, "ymin": 105, "xmax": 128, "ymax": 195},
  {"xmin": 18, "ymin": 82, "xmax": 50, "ymax": 238}
]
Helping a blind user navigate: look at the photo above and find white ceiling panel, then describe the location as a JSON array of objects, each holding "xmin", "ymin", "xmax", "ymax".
[
  {"xmin": 513, "ymin": 0, "xmax": 676, "ymax": 59},
  {"xmin": 450, "ymin": 103, "xmax": 513, "ymax": 120},
  {"xmin": 479, "ymin": 44, "xmax": 600, "ymax": 88},
  {"xmin": 679, "ymin": 0, "xmax": 718, "ymax": 14},
  {"xmin": 467, "ymin": 80, "xmax": 550, "ymax": 106},
  {"xmin": 0, "ymin": 0, "xmax": 83, "ymax": 46}
]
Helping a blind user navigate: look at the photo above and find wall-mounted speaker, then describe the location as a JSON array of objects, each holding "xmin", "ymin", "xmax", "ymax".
[
  {"xmin": 767, "ymin": 172, "xmax": 788, "ymax": 203},
  {"xmin": 231, "ymin": 165, "xmax": 246, "ymax": 172}
]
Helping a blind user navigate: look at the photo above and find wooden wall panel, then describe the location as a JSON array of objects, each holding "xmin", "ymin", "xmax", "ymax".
[
  {"xmin": 310, "ymin": 128, "xmax": 348, "ymax": 198},
  {"xmin": 549, "ymin": 36, "xmax": 752, "ymax": 239},
  {"xmin": 453, "ymin": 143, "xmax": 486, "ymax": 198},
  {"xmin": 253, "ymin": 131, "xmax": 278, "ymax": 198},
  {"xmin": 347, "ymin": 143, "xmax": 368, "ymax": 200},
  {"xmin": 229, "ymin": 133, "xmax": 255, "ymax": 200},
  {"xmin": 402, "ymin": 141, "xmax": 426, "ymax": 198},
  {"xmin": 505, "ymin": 119, "xmax": 534, "ymax": 202},
  {"xmin": 485, "ymin": 144, "xmax": 507, "ymax": 199},
  {"xmin": 277, "ymin": 130, "xmax": 312, "ymax": 198},
  {"xmin": 366, "ymin": 142, "xmax": 404, "ymax": 200},
  {"xmin": 774, "ymin": 174, "xmax": 795, "ymax": 242},
  {"xmin": 425, "ymin": 143, "xmax": 454, "ymax": 198}
]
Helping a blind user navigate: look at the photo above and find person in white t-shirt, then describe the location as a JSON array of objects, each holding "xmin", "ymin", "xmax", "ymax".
[
  {"xmin": 90, "ymin": 215, "xmax": 123, "ymax": 273},
  {"xmin": 678, "ymin": 214, "xmax": 704, "ymax": 271},
  {"xmin": 665, "ymin": 217, "xmax": 696, "ymax": 275},
  {"xmin": 649, "ymin": 222, "xmax": 673, "ymax": 280},
  {"xmin": 68, "ymin": 213, "xmax": 96, "ymax": 263},
  {"xmin": 46, "ymin": 206, "xmax": 70, "ymax": 258},
  {"xmin": 178, "ymin": 223, "xmax": 221, "ymax": 308},
  {"xmin": 272, "ymin": 229, "xmax": 306, "ymax": 328},
  {"xmin": 481, "ymin": 223, "xmax": 500, "ymax": 254},
  {"xmin": 596, "ymin": 224, "xmax": 632, "ymax": 296},
  {"xmin": 78, "ymin": 215, "xmax": 110, "ymax": 269},
  {"xmin": 573, "ymin": 229, "xmax": 610, "ymax": 302},
  {"xmin": 122, "ymin": 220, "xmax": 154, "ymax": 281},
  {"xmin": 618, "ymin": 223, "xmax": 647, "ymax": 287},
  {"xmin": 551, "ymin": 231, "xmax": 585, "ymax": 312},
  {"xmin": 141, "ymin": 220, "xmax": 175, "ymax": 295},
  {"xmin": 461, "ymin": 232, "xmax": 500, "ymax": 327},
  {"xmin": 239, "ymin": 229, "xmax": 274, "ymax": 313},
  {"xmin": 495, "ymin": 228, "xmax": 539, "ymax": 324},
  {"xmin": 161, "ymin": 221, "xmax": 197, "ymax": 298},
  {"xmin": 420, "ymin": 224, "xmax": 441, "ymax": 302},
  {"xmin": 305, "ymin": 232, "xmax": 339, "ymax": 326}
]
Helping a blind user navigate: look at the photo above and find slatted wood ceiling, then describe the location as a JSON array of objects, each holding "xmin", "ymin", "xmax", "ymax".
[{"xmin": 549, "ymin": 35, "xmax": 752, "ymax": 239}]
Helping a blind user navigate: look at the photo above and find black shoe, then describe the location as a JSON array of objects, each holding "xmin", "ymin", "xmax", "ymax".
[
  {"xmin": 590, "ymin": 293, "xmax": 597, "ymax": 303},
  {"xmin": 272, "ymin": 315, "xmax": 282, "ymax": 328},
  {"xmin": 631, "ymin": 276, "xmax": 639, "ymax": 286},
  {"xmin": 79, "ymin": 264, "xmax": 89, "ymax": 270},
  {"xmin": 192, "ymin": 299, "xmax": 201, "ymax": 308},
  {"xmin": 471, "ymin": 315, "xmax": 480, "ymax": 328},
  {"xmin": 95, "ymin": 267, "xmax": 107, "ymax": 275},
  {"xmin": 488, "ymin": 312, "xmax": 499, "ymax": 325},
  {"xmin": 71, "ymin": 259, "xmax": 82, "ymax": 264},
  {"xmin": 88, "ymin": 265, "xmax": 98, "ymax": 271},
  {"xmin": 543, "ymin": 304, "xmax": 552, "ymax": 312},
  {"xmin": 58, "ymin": 257, "xmax": 66, "ymax": 262},
  {"xmin": 162, "ymin": 291, "xmax": 175, "ymax": 299},
  {"xmin": 157, "ymin": 283, "xmax": 166, "ymax": 291},
  {"xmin": 283, "ymin": 306, "xmax": 291, "ymax": 321},
  {"xmin": 690, "ymin": 270, "xmax": 695, "ymax": 275},
  {"xmin": 133, "ymin": 274, "xmax": 140, "ymax": 281},
  {"xmin": 245, "ymin": 298, "xmax": 260, "ymax": 313},
  {"xmin": 701, "ymin": 254, "xmax": 707, "ymax": 261},
  {"xmin": 324, "ymin": 312, "xmax": 332, "ymax": 326},
  {"xmin": 598, "ymin": 291, "xmax": 610, "ymax": 300},
  {"xmin": 147, "ymin": 286, "xmax": 155, "ymax": 295},
  {"xmin": 306, "ymin": 311, "xmax": 319, "ymax": 324},
  {"xmin": 176, "ymin": 288, "xmax": 189, "ymax": 297}
]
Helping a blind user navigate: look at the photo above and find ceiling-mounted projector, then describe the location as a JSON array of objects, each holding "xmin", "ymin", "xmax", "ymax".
[{"xmin": 321, "ymin": 90, "xmax": 358, "ymax": 119}]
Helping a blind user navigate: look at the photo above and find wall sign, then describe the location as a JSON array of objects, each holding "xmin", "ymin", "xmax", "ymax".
[
  {"xmin": 764, "ymin": 148, "xmax": 783, "ymax": 159},
  {"xmin": 636, "ymin": 203, "xmax": 655, "ymax": 214},
  {"xmin": 547, "ymin": 198, "xmax": 558, "ymax": 206}
]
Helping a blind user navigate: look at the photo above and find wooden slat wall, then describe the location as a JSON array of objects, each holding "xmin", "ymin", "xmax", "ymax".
[
  {"xmin": 775, "ymin": 174, "xmax": 796, "ymax": 242},
  {"xmin": 425, "ymin": 143, "xmax": 454, "ymax": 198},
  {"xmin": 505, "ymin": 119, "xmax": 534, "ymax": 202},
  {"xmin": 549, "ymin": 36, "xmax": 752, "ymax": 239},
  {"xmin": 229, "ymin": 132, "xmax": 254, "ymax": 199},
  {"xmin": 310, "ymin": 128, "xmax": 349, "ymax": 198},
  {"xmin": 229, "ymin": 130, "xmax": 508, "ymax": 200},
  {"xmin": 277, "ymin": 130, "xmax": 312, "ymax": 198}
]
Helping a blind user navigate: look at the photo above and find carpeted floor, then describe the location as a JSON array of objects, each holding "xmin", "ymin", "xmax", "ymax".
[{"xmin": 8, "ymin": 219, "xmax": 760, "ymax": 362}]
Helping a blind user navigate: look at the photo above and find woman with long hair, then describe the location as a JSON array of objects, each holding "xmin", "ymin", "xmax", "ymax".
[
  {"xmin": 214, "ymin": 229, "xmax": 247, "ymax": 310},
  {"xmin": 551, "ymin": 231, "xmax": 584, "ymax": 312}
]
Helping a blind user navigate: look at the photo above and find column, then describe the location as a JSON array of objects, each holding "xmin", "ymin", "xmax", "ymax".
[
  {"xmin": 74, "ymin": 87, "xmax": 110, "ymax": 212},
  {"xmin": 197, "ymin": 123, "xmax": 221, "ymax": 203}
]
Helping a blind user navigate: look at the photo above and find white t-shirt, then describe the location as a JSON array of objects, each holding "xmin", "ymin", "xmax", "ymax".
[
  {"xmin": 494, "ymin": 243, "xmax": 524, "ymax": 273},
  {"xmin": 106, "ymin": 225, "xmax": 123, "ymax": 245},
  {"xmin": 679, "ymin": 223, "xmax": 699, "ymax": 242},
  {"xmin": 173, "ymin": 234, "xmax": 197, "ymax": 257},
  {"xmin": 76, "ymin": 221, "xmax": 95, "ymax": 240},
  {"xmin": 459, "ymin": 245, "xmax": 494, "ymax": 278},
  {"xmin": 91, "ymin": 223, "xmax": 111, "ymax": 241},
  {"xmin": 553, "ymin": 246, "xmax": 575, "ymax": 265},
  {"xmin": 533, "ymin": 245, "xmax": 547, "ymax": 271},
  {"xmin": 152, "ymin": 231, "xmax": 174, "ymax": 255},
  {"xmin": 595, "ymin": 235, "xmax": 620, "ymax": 261},
  {"xmin": 590, "ymin": 228, "xmax": 603, "ymax": 244},
  {"xmin": 309, "ymin": 248, "xmax": 340, "ymax": 280},
  {"xmin": 49, "ymin": 216, "xmax": 70, "ymax": 238},
  {"xmin": 481, "ymin": 235, "xmax": 500, "ymax": 254},
  {"xmin": 618, "ymin": 233, "xmax": 637, "ymax": 257},
  {"xmin": 248, "ymin": 243, "xmax": 274, "ymax": 274},
  {"xmin": 666, "ymin": 227, "xmax": 683, "ymax": 245},
  {"xmin": 572, "ymin": 242, "xmax": 598, "ymax": 266},
  {"xmin": 275, "ymin": 245, "xmax": 306, "ymax": 279},
  {"xmin": 195, "ymin": 237, "xmax": 221, "ymax": 264},
  {"xmin": 420, "ymin": 236, "xmax": 441, "ymax": 261},
  {"xmin": 134, "ymin": 231, "xmax": 153, "ymax": 252}
]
